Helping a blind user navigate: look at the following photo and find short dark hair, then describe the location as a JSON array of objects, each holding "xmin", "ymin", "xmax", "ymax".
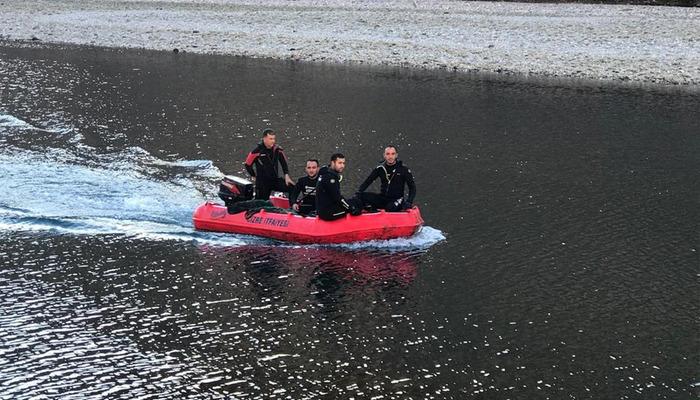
[
  {"xmin": 385, "ymin": 145, "xmax": 398, "ymax": 152},
  {"xmin": 330, "ymin": 153, "xmax": 345, "ymax": 162},
  {"xmin": 262, "ymin": 128, "xmax": 275, "ymax": 137},
  {"xmin": 306, "ymin": 159, "xmax": 319, "ymax": 166}
]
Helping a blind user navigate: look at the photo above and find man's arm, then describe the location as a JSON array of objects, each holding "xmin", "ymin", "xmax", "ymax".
[
  {"xmin": 277, "ymin": 147, "xmax": 290, "ymax": 175},
  {"xmin": 244, "ymin": 150, "xmax": 258, "ymax": 177},
  {"xmin": 325, "ymin": 175, "xmax": 350, "ymax": 210},
  {"xmin": 357, "ymin": 167, "xmax": 380, "ymax": 193},
  {"xmin": 405, "ymin": 168, "xmax": 416, "ymax": 205},
  {"xmin": 277, "ymin": 147, "xmax": 294, "ymax": 186},
  {"xmin": 290, "ymin": 179, "xmax": 303, "ymax": 204}
]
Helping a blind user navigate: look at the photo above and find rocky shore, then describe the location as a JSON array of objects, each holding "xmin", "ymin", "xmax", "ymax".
[{"xmin": 1, "ymin": 0, "xmax": 699, "ymax": 86}]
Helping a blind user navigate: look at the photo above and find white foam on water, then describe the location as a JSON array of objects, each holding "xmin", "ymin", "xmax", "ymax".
[
  {"xmin": 197, "ymin": 225, "xmax": 446, "ymax": 251},
  {"xmin": 153, "ymin": 159, "xmax": 213, "ymax": 169},
  {"xmin": 0, "ymin": 112, "xmax": 444, "ymax": 250},
  {"xmin": 150, "ymin": 158, "xmax": 223, "ymax": 179},
  {"xmin": 333, "ymin": 226, "xmax": 446, "ymax": 250},
  {"xmin": 0, "ymin": 114, "xmax": 33, "ymax": 129},
  {"xmin": 0, "ymin": 112, "xmax": 73, "ymax": 134},
  {"xmin": 0, "ymin": 111, "xmax": 212, "ymax": 241},
  {"xmin": 0, "ymin": 206, "xmax": 250, "ymax": 247}
]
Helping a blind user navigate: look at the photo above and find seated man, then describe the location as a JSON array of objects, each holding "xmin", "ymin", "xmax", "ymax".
[
  {"xmin": 316, "ymin": 153, "xmax": 360, "ymax": 221},
  {"xmin": 289, "ymin": 159, "xmax": 320, "ymax": 216},
  {"xmin": 357, "ymin": 145, "xmax": 416, "ymax": 211},
  {"xmin": 244, "ymin": 128, "xmax": 294, "ymax": 206}
]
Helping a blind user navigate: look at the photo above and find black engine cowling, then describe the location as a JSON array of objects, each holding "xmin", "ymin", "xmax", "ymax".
[{"xmin": 218, "ymin": 175, "xmax": 254, "ymax": 207}]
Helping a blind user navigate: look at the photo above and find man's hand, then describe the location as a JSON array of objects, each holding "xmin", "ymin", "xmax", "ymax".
[
  {"xmin": 349, "ymin": 203, "xmax": 362, "ymax": 216},
  {"xmin": 284, "ymin": 174, "xmax": 294, "ymax": 187},
  {"xmin": 292, "ymin": 203, "xmax": 300, "ymax": 212}
]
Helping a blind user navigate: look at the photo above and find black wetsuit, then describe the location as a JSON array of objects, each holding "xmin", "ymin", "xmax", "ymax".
[
  {"xmin": 290, "ymin": 175, "xmax": 318, "ymax": 215},
  {"xmin": 357, "ymin": 160, "xmax": 416, "ymax": 211},
  {"xmin": 244, "ymin": 143, "xmax": 292, "ymax": 205},
  {"xmin": 315, "ymin": 166, "xmax": 353, "ymax": 221}
]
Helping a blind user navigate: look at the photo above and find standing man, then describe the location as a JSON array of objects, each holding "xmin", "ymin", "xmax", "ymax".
[
  {"xmin": 357, "ymin": 145, "xmax": 416, "ymax": 211},
  {"xmin": 316, "ymin": 153, "xmax": 360, "ymax": 221},
  {"xmin": 244, "ymin": 128, "xmax": 295, "ymax": 205},
  {"xmin": 289, "ymin": 159, "xmax": 320, "ymax": 216}
]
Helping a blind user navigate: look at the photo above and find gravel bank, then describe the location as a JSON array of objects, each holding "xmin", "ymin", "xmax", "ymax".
[{"xmin": 1, "ymin": 0, "xmax": 699, "ymax": 86}]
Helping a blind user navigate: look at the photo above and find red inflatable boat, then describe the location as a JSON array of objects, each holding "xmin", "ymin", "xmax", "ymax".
[
  {"xmin": 192, "ymin": 198, "xmax": 423, "ymax": 244},
  {"xmin": 192, "ymin": 176, "xmax": 423, "ymax": 244}
]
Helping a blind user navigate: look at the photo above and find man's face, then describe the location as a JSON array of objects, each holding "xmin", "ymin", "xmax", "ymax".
[
  {"xmin": 263, "ymin": 134, "xmax": 276, "ymax": 149},
  {"xmin": 306, "ymin": 161, "xmax": 319, "ymax": 177},
  {"xmin": 384, "ymin": 147, "xmax": 398, "ymax": 164},
  {"xmin": 331, "ymin": 158, "xmax": 346, "ymax": 173}
]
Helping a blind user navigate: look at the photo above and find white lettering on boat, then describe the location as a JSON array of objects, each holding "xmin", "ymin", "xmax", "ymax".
[{"xmin": 247, "ymin": 215, "xmax": 289, "ymax": 228}]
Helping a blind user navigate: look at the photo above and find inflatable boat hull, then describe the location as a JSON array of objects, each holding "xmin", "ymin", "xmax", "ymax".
[{"xmin": 192, "ymin": 202, "xmax": 424, "ymax": 244}]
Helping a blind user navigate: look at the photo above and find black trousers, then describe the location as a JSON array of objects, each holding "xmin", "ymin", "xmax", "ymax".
[
  {"xmin": 255, "ymin": 178, "xmax": 292, "ymax": 207},
  {"xmin": 297, "ymin": 203, "xmax": 316, "ymax": 216},
  {"xmin": 318, "ymin": 197, "xmax": 363, "ymax": 221},
  {"xmin": 318, "ymin": 204, "xmax": 348, "ymax": 221},
  {"xmin": 359, "ymin": 192, "xmax": 404, "ymax": 212}
]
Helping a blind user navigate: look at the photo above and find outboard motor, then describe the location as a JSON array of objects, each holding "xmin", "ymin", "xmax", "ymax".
[{"xmin": 218, "ymin": 175, "xmax": 254, "ymax": 208}]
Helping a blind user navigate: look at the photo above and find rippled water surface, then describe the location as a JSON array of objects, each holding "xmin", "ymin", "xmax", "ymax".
[{"xmin": 0, "ymin": 43, "xmax": 698, "ymax": 399}]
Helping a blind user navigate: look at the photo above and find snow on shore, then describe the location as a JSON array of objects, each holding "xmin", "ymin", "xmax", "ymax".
[{"xmin": 1, "ymin": 0, "xmax": 698, "ymax": 86}]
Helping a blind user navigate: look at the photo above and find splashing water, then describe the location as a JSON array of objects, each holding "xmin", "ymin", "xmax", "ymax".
[
  {"xmin": 0, "ymin": 112, "xmax": 444, "ymax": 249},
  {"xmin": 0, "ymin": 112, "xmax": 72, "ymax": 134}
]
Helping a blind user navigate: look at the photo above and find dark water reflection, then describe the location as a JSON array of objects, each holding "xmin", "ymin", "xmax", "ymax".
[{"xmin": 0, "ymin": 43, "xmax": 698, "ymax": 399}]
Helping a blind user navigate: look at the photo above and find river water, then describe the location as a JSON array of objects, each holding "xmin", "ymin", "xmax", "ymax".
[{"xmin": 0, "ymin": 43, "xmax": 697, "ymax": 399}]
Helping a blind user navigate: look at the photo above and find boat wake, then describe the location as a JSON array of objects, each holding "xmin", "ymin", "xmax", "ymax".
[{"xmin": 0, "ymin": 112, "xmax": 444, "ymax": 250}]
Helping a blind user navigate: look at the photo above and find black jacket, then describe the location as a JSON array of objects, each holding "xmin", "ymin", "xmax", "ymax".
[
  {"xmin": 290, "ymin": 175, "xmax": 319, "ymax": 207},
  {"xmin": 357, "ymin": 160, "xmax": 416, "ymax": 203},
  {"xmin": 244, "ymin": 143, "xmax": 289, "ymax": 181},
  {"xmin": 316, "ymin": 166, "xmax": 351, "ymax": 218}
]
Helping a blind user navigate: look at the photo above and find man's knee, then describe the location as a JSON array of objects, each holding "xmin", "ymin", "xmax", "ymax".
[
  {"xmin": 347, "ymin": 197, "xmax": 363, "ymax": 216},
  {"xmin": 319, "ymin": 212, "xmax": 346, "ymax": 221}
]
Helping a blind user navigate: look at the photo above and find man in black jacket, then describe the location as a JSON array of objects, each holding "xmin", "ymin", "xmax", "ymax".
[
  {"xmin": 316, "ymin": 153, "xmax": 360, "ymax": 221},
  {"xmin": 244, "ymin": 129, "xmax": 294, "ymax": 205},
  {"xmin": 357, "ymin": 145, "xmax": 416, "ymax": 212},
  {"xmin": 289, "ymin": 159, "xmax": 320, "ymax": 216}
]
